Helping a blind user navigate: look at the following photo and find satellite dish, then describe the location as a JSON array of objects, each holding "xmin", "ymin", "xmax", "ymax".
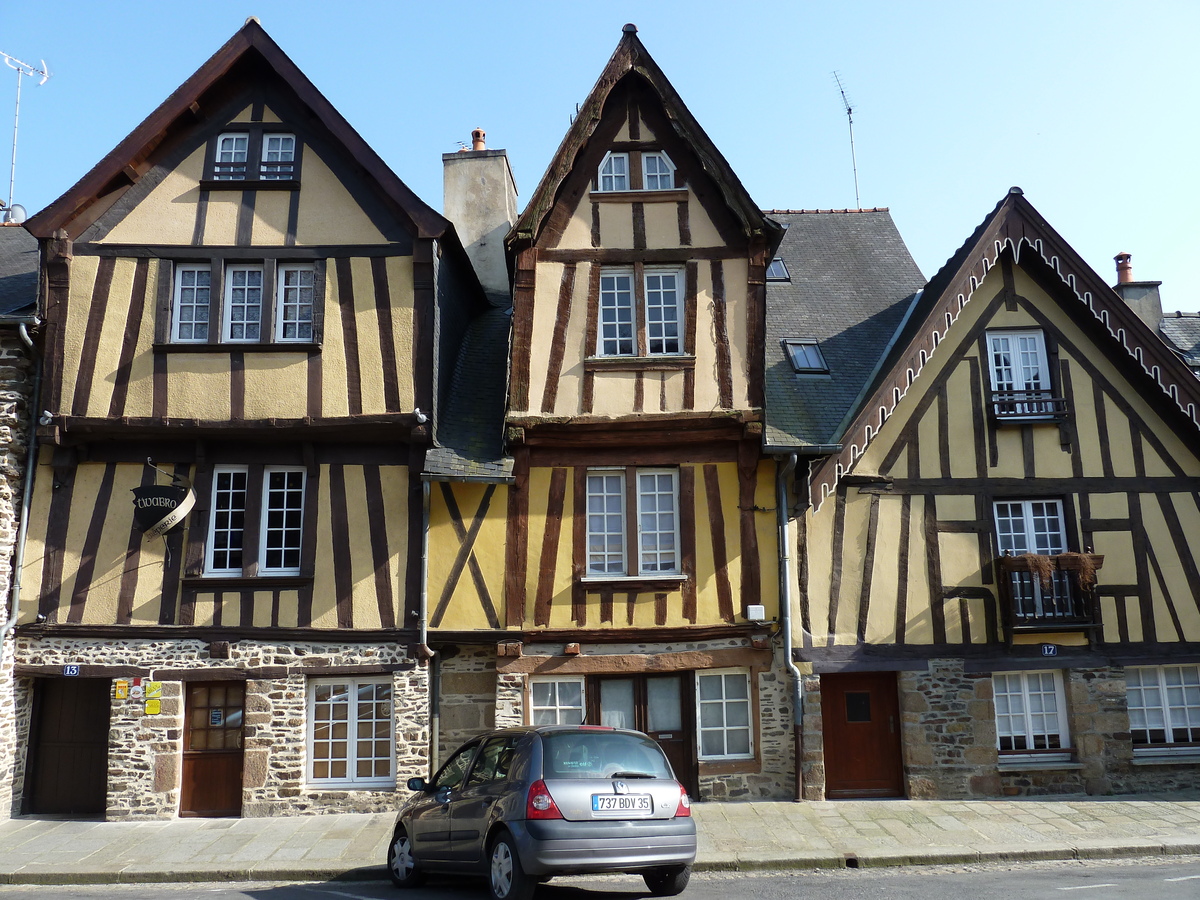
[{"xmin": 3, "ymin": 203, "xmax": 26, "ymax": 224}]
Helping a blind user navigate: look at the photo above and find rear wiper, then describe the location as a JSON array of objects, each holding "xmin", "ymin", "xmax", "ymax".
[{"xmin": 609, "ymin": 771, "xmax": 655, "ymax": 779}]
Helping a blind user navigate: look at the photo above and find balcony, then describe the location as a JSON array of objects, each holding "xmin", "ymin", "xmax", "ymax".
[
  {"xmin": 995, "ymin": 552, "xmax": 1104, "ymax": 631},
  {"xmin": 990, "ymin": 390, "xmax": 1068, "ymax": 420}
]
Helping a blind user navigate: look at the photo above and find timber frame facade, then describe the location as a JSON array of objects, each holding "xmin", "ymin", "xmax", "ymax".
[
  {"xmin": 788, "ymin": 189, "xmax": 1200, "ymax": 799},
  {"xmin": 7, "ymin": 21, "xmax": 489, "ymax": 819},
  {"xmin": 425, "ymin": 24, "xmax": 792, "ymax": 801}
]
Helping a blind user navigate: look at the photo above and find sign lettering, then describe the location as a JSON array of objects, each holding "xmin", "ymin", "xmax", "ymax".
[{"xmin": 62, "ymin": 664, "xmax": 80, "ymax": 677}]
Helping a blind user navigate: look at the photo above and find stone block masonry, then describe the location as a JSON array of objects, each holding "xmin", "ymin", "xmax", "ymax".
[{"xmin": 12, "ymin": 637, "xmax": 430, "ymax": 820}]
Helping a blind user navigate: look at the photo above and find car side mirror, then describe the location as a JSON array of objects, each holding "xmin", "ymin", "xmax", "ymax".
[{"xmin": 407, "ymin": 777, "xmax": 429, "ymax": 792}]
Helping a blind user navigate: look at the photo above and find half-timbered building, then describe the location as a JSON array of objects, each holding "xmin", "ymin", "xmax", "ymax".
[
  {"xmin": 425, "ymin": 24, "xmax": 792, "ymax": 799},
  {"xmin": 9, "ymin": 21, "xmax": 490, "ymax": 818},
  {"xmin": 779, "ymin": 188, "xmax": 1200, "ymax": 799}
]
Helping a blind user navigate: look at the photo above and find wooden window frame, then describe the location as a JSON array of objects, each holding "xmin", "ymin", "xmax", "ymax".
[
  {"xmin": 222, "ymin": 264, "xmax": 265, "ymax": 343},
  {"xmin": 159, "ymin": 258, "xmax": 324, "ymax": 350},
  {"xmin": 1127, "ymin": 665, "xmax": 1200, "ymax": 754},
  {"xmin": 201, "ymin": 125, "xmax": 302, "ymax": 189},
  {"xmin": 275, "ymin": 264, "xmax": 316, "ymax": 342},
  {"xmin": 695, "ymin": 668, "xmax": 754, "ymax": 761},
  {"xmin": 594, "ymin": 265, "xmax": 685, "ymax": 359},
  {"xmin": 306, "ymin": 676, "xmax": 395, "ymax": 788},
  {"xmin": 642, "ymin": 151, "xmax": 676, "ymax": 191},
  {"xmin": 528, "ymin": 676, "xmax": 587, "ymax": 725},
  {"xmin": 203, "ymin": 464, "xmax": 306, "ymax": 578},
  {"xmin": 994, "ymin": 669, "xmax": 1072, "ymax": 762},
  {"xmin": 583, "ymin": 466, "xmax": 680, "ymax": 581}
]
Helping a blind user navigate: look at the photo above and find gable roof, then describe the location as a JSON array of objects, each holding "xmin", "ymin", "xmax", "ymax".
[
  {"xmin": 808, "ymin": 187, "xmax": 1200, "ymax": 508},
  {"xmin": 0, "ymin": 226, "xmax": 37, "ymax": 317},
  {"xmin": 26, "ymin": 18, "xmax": 449, "ymax": 241},
  {"xmin": 1160, "ymin": 312, "xmax": 1200, "ymax": 375},
  {"xmin": 508, "ymin": 24, "xmax": 782, "ymax": 251},
  {"xmin": 764, "ymin": 209, "xmax": 924, "ymax": 449}
]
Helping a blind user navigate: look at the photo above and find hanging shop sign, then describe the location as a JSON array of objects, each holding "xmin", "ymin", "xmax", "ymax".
[{"xmin": 131, "ymin": 485, "xmax": 195, "ymax": 537}]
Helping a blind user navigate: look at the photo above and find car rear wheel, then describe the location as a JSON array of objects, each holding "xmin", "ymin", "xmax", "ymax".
[
  {"xmin": 488, "ymin": 831, "xmax": 534, "ymax": 900},
  {"xmin": 387, "ymin": 826, "xmax": 425, "ymax": 888},
  {"xmin": 643, "ymin": 864, "xmax": 691, "ymax": 896}
]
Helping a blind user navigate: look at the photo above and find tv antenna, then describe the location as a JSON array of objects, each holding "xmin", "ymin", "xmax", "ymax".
[
  {"xmin": 832, "ymin": 71, "xmax": 860, "ymax": 209},
  {"xmin": 0, "ymin": 51, "xmax": 50, "ymax": 224}
]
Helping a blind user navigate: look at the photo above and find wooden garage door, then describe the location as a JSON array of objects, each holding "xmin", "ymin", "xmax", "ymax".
[{"xmin": 26, "ymin": 678, "xmax": 110, "ymax": 816}]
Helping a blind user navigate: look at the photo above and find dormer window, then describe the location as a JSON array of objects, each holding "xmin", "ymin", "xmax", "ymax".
[
  {"xmin": 642, "ymin": 152, "xmax": 675, "ymax": 190},
  {"xmin": 986, "ymin": 329, "xmax": 1067, "ymax": 419},
  {"xmin": 783, "ymin": 339, "xmax": 828, "ymax": 374},
  {"xmin": 766, "ymin": 257, "xmax": 790, "ymax": 281},
  {"xmin": 598, "ymin": 152, "xmax": 629, "ymax": 192},
  {"xmin": 204, "ymin": 127, "xmax": 301, "ymax": 186}
]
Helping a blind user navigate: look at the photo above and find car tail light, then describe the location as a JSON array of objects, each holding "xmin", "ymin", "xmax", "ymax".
[
  {"xmin": 674, "ymin": 783, "xmax": 692, "ymax": 817},
  {"xmin": 526, "ymin": 780, "xmax": 564, "ymax": 820}
]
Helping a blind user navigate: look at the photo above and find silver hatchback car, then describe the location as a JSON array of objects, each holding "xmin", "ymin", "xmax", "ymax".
[{"xmin": 387, "ymin": 725, "xmax": 697, "ymax": 899}]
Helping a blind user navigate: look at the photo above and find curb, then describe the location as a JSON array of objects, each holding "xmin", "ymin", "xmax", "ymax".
[{"xmin": 3, "ymin": 844, "xmax": 1200, "ymax": 885}]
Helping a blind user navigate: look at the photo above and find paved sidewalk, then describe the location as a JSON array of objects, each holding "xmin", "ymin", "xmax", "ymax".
[{"xmin": 1, "ymin": 793, "xmax": 1199, "ymax": 884}]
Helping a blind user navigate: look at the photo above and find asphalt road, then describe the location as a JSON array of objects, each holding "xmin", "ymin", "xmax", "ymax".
[{"xmin": 1, "ymin": 857, "xmax": 1199, "ymax": 900}]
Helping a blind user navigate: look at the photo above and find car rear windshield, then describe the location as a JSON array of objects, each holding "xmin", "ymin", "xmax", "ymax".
[{"xmin": 542, "ymin": 731, "xmax": 673, "ymax": 780}]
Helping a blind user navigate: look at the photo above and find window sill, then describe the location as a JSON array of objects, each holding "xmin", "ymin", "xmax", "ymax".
[
  {"xmin": 1131, "ymin": 752, "xmax": 1200, "ymax": 766},
  {"xmin": 580, "ymin": 575, "xmax": 686, "ymax": 592},
  {"xmin": 991, "ymin": 414, "xmax": 1069, "ymax": 424},
  {"xmin": 199, "ymin": 179, "xmax": 300, "ymax": 191},
  {"xmin": 305, "ymin": 782, "xmax": 397, "ymax": 791},
  {"xmin": 155, "ymin": 342, "xmax": 320, "ymax": 353},
  {"xmin": 997, "ymin": 758, "xmax": 1080, "ymax": 772},
  {"xmin": 584, "ymin": 355, "xmax": 695, "ymax": 372},
  {"xmin": 590, "ymin": 189, "xmax": 688, "ymax": 203},
  {"xmin": 183, "ymin": 575, "xmax": 313, "ymax": 589}
]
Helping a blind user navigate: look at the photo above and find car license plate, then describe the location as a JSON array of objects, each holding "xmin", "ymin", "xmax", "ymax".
[{"xmin": 591, "ymin": 793, "xmax": 652, "ymax": 816}]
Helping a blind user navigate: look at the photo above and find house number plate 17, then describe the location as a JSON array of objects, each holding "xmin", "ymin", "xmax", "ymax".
[{"xmin": 1041, "ymin": 644, "xmax": 1058, "ymax": 657}]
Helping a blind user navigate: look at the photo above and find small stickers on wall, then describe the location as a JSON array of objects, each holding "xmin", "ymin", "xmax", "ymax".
[{"xmin": 112, "ymin": 678, "xmax": 163, "ymax": 714}]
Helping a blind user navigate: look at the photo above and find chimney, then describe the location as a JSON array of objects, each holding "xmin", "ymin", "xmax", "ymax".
[
  {"xmin": 443, "ymin": 129, "xmax": 518, "ymax": 306},
  {"xmin": 1111, "ymin": 252, "xmax": 1163, "ymax": 334}
]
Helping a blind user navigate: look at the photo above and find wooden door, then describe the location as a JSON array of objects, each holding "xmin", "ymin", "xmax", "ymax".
[
  {"xmin": 181, "ymin": 681, "xmax": 245, "ymax": 817},
  {"xmin": 821, "ymin": 672, "xmax": 905, "ymax": 798},
  {"xmin": 594, "ymin": 675, "xmax": 698, "ymax": 797},
  {"xmin": 26, "ymin": 678, "xmax": 110, "ymax": 816}
]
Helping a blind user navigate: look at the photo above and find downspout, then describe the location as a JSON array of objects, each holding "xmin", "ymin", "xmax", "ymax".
[
  {"xmin": 1, "ymin": 321, "xmax": 41, "ymax": 646},
  {"xmin": 418, "ymin": 480, "xmax": 440, "ymax": 774},
  {"xmin": 775, "ymin": 452, "xmax": 805, "ymax": 801}
]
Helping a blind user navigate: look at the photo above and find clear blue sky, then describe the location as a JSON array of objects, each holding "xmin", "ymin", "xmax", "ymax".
[{"xmin": 4, "ymin": 1, "xmax": 1198, "ymax": 310}]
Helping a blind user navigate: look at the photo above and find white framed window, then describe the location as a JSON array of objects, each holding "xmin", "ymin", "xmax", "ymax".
[
  {"xmin": 585, "ymin": 468, "xmax": 679, "ymax": 577},
  {"xmin": 214, "ymin": 132, "xmax": 249, "ymax": 180},
  {"xmin": 260, "ymin": 134, "xmax": 296, "ymax": 180},
  {"xmin": 987, "ymin": 329, "xmax": 1057, "ymax": 417},
  {"xmin": 782, "ymin": 339, "xmax": 828, "ymax": 374},
  {"xmin": 598, "ymin": 151, "xmax": 629, "ymax": 191},
  {"xmin": 262, "ymin": 467, "xmax": 305, "ymax": 574},
  {"xmin": 307, "ymin": 677, "xmax": 395, "ymax": 787},
  {"xmin": 994, "ymin": 499, "xmax": 1066, "ymax": 557},
  {"xmin": 644, "ymin": 268, "xmax": 681, "ymax": 354},
  {"xmin": 224, "ymin": 265, "xmax": 263, "ymax": 342},
  {"xmin": 994, "ymin": 670, "xmax": 1071, "ymax": 759},
  {"xmin": 697, "ymin": 668, "xmax": 753, "ymax": 760},
  {"xmin": 172, "ymin": 264, "xmax": 211, "ymax": 343},
  {"xmin": 530, "ymin": 677, "xmax": 586, "ymax": 725},
  {"xmin": 642, "ymin": 152, "xmax": 675, "ymax": 190},
  {"xmin": 205, "ymin": 465, "xmax": 305, "ymax": 576},
  {"xmin": 599, "ymin": 270, "xmax": 635, "ymax": 355},
  {"xmin": 766, "ymin": 257, "xmax": 790, "ymax": 280},
  {"xmin": 597, "ymin": 267, "xmax": 683, "ymax": 358},
  {"xmin": 1127, "ymin": 665, "xmax": 1200, "ymax": 753},
  {"xmin": 276, "ymin": 265, "xmax": 315, "ymax": 342},
  {"xmin": 207, "ymin": 466, "xmax": 248, "ymax": 575}
]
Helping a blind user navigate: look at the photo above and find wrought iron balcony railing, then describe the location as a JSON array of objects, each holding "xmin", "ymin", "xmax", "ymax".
[
  {"xmin": 990, "ymin": 390, "xmax": 1069, "ymax": 420},
  {"xmin": 995, "ymin": 553, "xmax": 1104, "ymax": 630}
]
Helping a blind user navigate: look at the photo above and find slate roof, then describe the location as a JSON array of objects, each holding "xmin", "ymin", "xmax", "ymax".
[
  {"xmin": 0, "ymin": 226, "xmax": 37, "ymax": 317},
  {"xmin": 1160, "ymin": 311, "xmax": 1200, "ymax": 375},
  {"xmin": 425, "ymin": 307, "xmax": 514, "ymax": 481},
  {"xmin": 763, "ymin": 209, "xmax": 924, "ymax": 448}
]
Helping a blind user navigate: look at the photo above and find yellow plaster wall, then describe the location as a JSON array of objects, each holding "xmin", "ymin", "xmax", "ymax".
[
  {"xmin": 251, "ymin": 191, "xmax": 290, "ymax": 245},
  {"xmin": 99, "ymin": 146, "xmax": 207, "ymax": 245},
  {"xmin": 386, "ymin": 254, "xmax": 417, "ymax": 412},
  {"xmin": 350, "ymin": 256, "xmax": 388, "ymax": 414},
  {"xmin": 684, "ymin": 189, "xmax": 724, "ymax": 248},
  {"xmin": 242, "ymin": 352, "xmax": 309, "ymax": 419},
  {"xmin": 428, "ymin": 482, "xmax": 509, "ymax": 631},
  {"xmin": 203, "ymin": 194, "xmax": 241, "ymax": 245},
  {"xmin": 295, "ymin": 152, "xmax": 389, "ymax": 246},
  {"xmin": 309, "ymin": 466, "xmax": 338, "ymax": 628},
  {"xmin": 165, "ymin": 354, "xmax": 234, "ymax": 420}
]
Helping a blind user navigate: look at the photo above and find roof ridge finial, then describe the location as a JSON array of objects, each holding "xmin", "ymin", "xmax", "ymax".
[{"xmin": 622, "ymin": 23, "xmax": 638, "ymax": 34}]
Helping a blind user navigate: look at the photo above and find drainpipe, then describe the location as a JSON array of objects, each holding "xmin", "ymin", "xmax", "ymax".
[
  {"xmin": 775, "ymin": 452, "xmax": 805, "ymax": 801},
  {"xmin": 1, "ymin": 321, "xmax": 41, "ymax": 646},
  {"xmin": 418, "ymin": 480, "xmax": 439, "ymax": 774}
]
